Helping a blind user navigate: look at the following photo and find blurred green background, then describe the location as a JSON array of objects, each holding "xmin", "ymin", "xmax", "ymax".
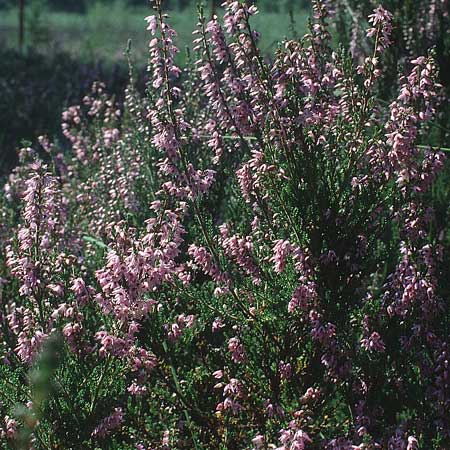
[{"xmin": 0, "ymin": 0, "xmax": 309, "ymax": 65}]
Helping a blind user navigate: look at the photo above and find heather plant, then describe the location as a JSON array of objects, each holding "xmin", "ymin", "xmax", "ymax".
[
  {"xmin": 330, "ymin": 0, "xmax": 450, "ymax": 146},
  {"xmin": 330, "ymin": 0, "xmax": 450, "ymax": 84},
  {"xmin": 1, "ymin": 1, "xmax": 450, "ymax": 449}
]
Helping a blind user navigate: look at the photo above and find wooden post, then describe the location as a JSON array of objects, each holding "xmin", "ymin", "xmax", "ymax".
[{"xmin": 19, "ymin": 0, "xmax": 25, "ymax": 50}]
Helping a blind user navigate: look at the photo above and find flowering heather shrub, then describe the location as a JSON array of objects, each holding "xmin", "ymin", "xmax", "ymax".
[
  {"xmin": 334, "ymin": 0, "xmax": 449, "ymax": 66},
  {"xmin": 331, "ymin": 0, "xmax": 450, "ymax": 136},
  {"xmin": 1, "ymin": 1, "xmax": 450, "ymax": 448}
]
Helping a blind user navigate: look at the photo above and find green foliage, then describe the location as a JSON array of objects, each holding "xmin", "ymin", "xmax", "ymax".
[{"xmin": 25, "ymin": 0, "xmax": 51, "ymax": 47}]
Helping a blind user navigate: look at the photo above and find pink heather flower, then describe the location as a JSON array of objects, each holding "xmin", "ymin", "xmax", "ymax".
[
  {"xmin": 15, "ymin": 329, "xmax": 48, "ymax": 364},
  {"xmin": 63, "ymin": 322, "xmax": 83, "ymax": 352},
  {"xmin": 162, "ymin": 429, "xmax": 170, "ymax": 446},
  {"xmin": 167, "ymin": 314, "xmax": 195, "ymax": 341},
  {"xmin": 212, "ymin": 317, "xmax": 225, "ymax": 332},
  {"xmin": 168, "ymin": 323, "xmax": 181, "ymax": 341},
  {"xmin": 223, "ymin": 1, "xmax": 247, "ymax": 35},
  {"xmin": 223, "ymin": 378, "xmax": 242, "ymax": 397},
  {"xmin": 188, "ymin": 244, "xmax": 228, "ymax": 285},
  {"xmin": 407, "ymin": 436, "xmax": 419, "ymax": 450},
  {"xmin": 277, "ymin": 421, "xmax": 312, "ymax": 450},
  {"xmin": 145, "ymin": 15, "xmax": 158, "ymax": 35},
  {"xmin": 279, "ymin": 361, "xmax": 292, "ymax": 380},
  {"xmin": 2, "ymin": 416, "xmax": 17, "ymax": 439},
  {"xmin": 301, "ymin": 387, "xmax": 320, "ymax": 403},
  {"xmin": 236, "ymin": 163, "xmax": 254, "ymax": 203},
  {"xmin": 361, "ymin": 331, "xmax": 386, "ymax": 352},
  {"xmin": 219, "ymin": 378, "xmax": 244, "ymax": 415},
  {"xmin": 271, "ymin": 240, "xmax": 293, "ymax": 273},
  {"xmin": 96, "ymin": 331, "xmax": 131, "ymax": 358},
  {"xmin": 292, "ymin": 245, "xmax": 311, "ymax": 275},
  {"xmin": 288, "ymin": 281, "xmax": 317, "ymax": 313},
  {"xmin": 309, "ymin": 311, "xmax": 337, "ymax": 346},
  {"xmin": 48, "ymin": 283, "xmax": 64, "ymax": 297},
  {"xmin": 265, "ymin": 401, "xmax": 284, "ymax": 418},
  {"xmin": 228, "ymin": 337, "xmax": 245, "ymax": 363},
  {"xmin": 128, "ymin": 382, "xmax": 147, "ymax": 396},
  {"xmin": 102, "ymin": 128, "xmax": 120, "ymax": 148},
  {"xmin": 206, "ymin": 17, "xmax": 228, "ymax": 62},
  {"xmin": 252, "ymin": 434, "xmax": 265, "ymax": 448},
  {"xmin": 186, "ymin": 165, "xmax": 216, "ymax": 199},
  {"xmin": 217, "ymin": 397, "xmax": 242, "ymax": 415},
  {"xmin": 129, "ymin": 348, "xmax": 158, "ymax": 373},
  {"xmin": 367, "ymin": 6, "xmax": 393, "ymax": 53},
  {"xmin": 385, "ymin": 55, "xmax": 442, "ymax": 193},
  {"xmin": 367, "ymin": 5, "xmax": 393, "ymax": 27},
  {"xmin": 91, "ymin": 407, "xmax": 124, "ymax": 439},
  {"xmin": 71, "ymin": 277, "xmax": 90, "ymax": 304},
  {"xmin": 219, "ymin": 225, "xmax": 261, "ymax": 283}
]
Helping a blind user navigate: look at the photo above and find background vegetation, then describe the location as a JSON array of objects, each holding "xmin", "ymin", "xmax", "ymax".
[{"xmin": 0, "ymin": 0, "xmax": 309, "ymax": 175}]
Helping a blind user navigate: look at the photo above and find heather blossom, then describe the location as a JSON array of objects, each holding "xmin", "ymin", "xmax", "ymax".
[
  {"xmin": 91, "ymin": 407, "xmax": 124, "ymax": 439},
  {"xmin": 277, "ymin": 419, "xmax": 312, "ymax": 450},
  {"xmin": 1, "ymin": 416, "xmax": 17, "ymax": 440},
  {"xmin": 367, "ymin": 6, "xmax": 393, "ymax": 53}
]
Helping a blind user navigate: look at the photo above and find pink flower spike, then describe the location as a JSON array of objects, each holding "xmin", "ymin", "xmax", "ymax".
[{"xmin": 145, "ymin": 15, "xmax": 158, "ymax": 35}]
